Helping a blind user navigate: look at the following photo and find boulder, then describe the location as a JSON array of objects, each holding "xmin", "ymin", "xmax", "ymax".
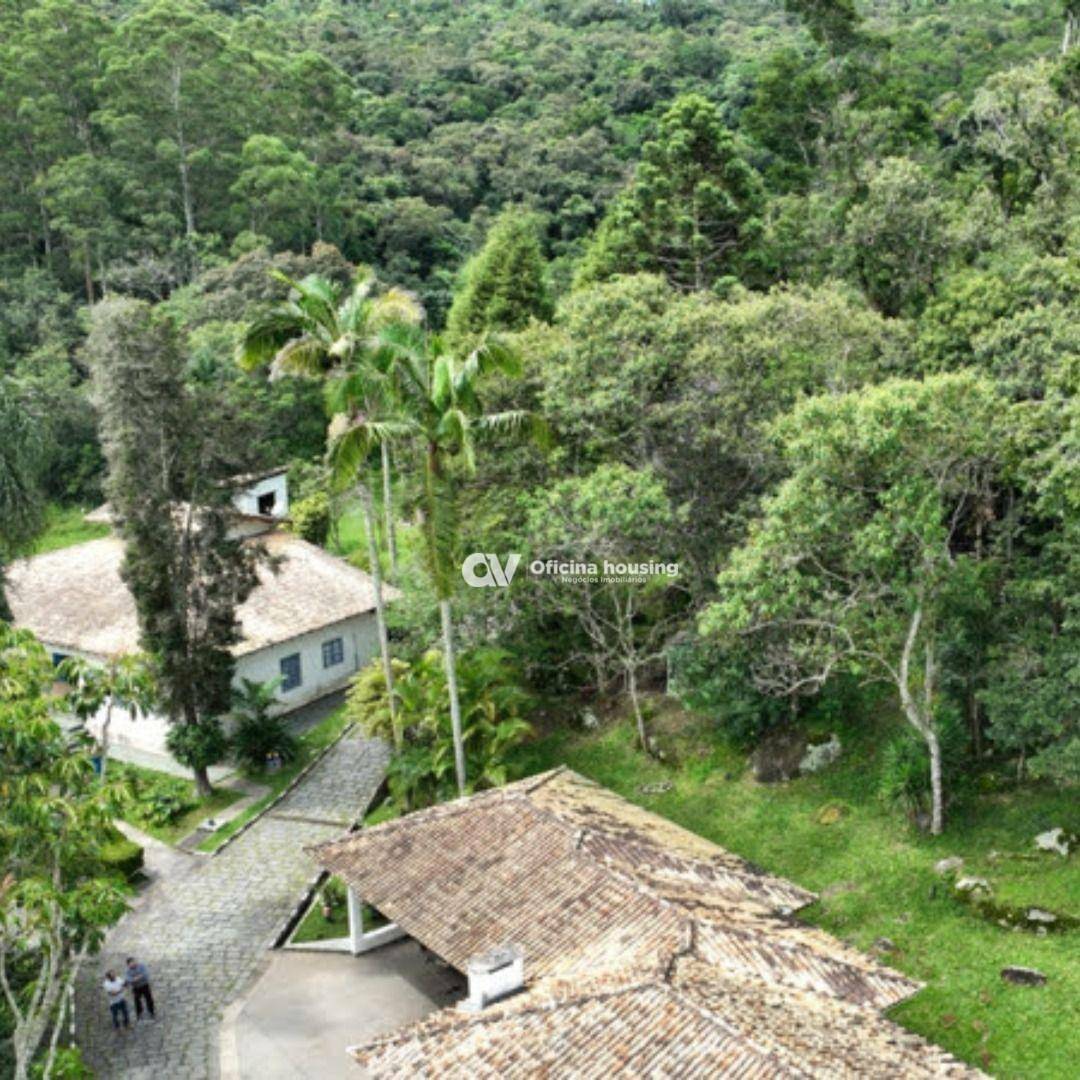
[
  {"xmin": 1034, "ymin": 827, "xmax": 1072, "ymax": 857},
  {"xmin": 751, "ymin": 728, "xmax": 808, "ymax": 783},
  {"xmin": 1026, "ymin": 908, "xmax": 1057, "ymax": 925},
  {"xmin": 934, "ymin": 856, "xmax": 964, "ymax": 876},
  {"xmin": 1000, "ymin": 966, "xmax": 1047, "ymax": 987},
  {"xmin": 799, "ymin": 734, "xmax": 842, "ymax": 774},
  {"xmin": 955, "ymin": 876, "xmax": 991, "ymax": 896}
]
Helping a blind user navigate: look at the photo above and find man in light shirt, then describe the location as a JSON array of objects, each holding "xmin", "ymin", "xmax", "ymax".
[{"xmin": 102, "ymin": 970, "xmax": 130, "ymax": 1032}]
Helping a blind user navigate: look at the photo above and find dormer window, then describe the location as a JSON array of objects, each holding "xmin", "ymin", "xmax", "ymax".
[{"xmin": 257, "ymin": 491, "xmax": 277, "ymax": 516}]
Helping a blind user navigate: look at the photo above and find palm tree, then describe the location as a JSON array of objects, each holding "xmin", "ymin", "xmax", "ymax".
[
  {"xmin": 324, "ymin": 363, "xmax": 416, "ymax": 751},
  {"xmin": 372, "ymin": 325, "xmax": 545, "ymax": 796},
  {"xmin": 237, "ymin": 269, "xmax": 421, "ymax": 737},
  {"xmin": 60, "ymin": 653, "xmax": 156, "ymax": 780},
  {"xmin": 236, "ymin": 268, "xmax": 421, "ymax": 578}
]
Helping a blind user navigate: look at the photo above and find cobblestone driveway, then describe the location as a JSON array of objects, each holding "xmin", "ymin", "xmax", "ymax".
[{"xmin": 74, "ymin": 734, "xmax": 388, "ymax": 1080}]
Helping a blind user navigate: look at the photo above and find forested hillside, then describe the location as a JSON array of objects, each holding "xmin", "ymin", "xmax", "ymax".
[{"xmin": 2, "ymin": 2, "xmax": 1079, "ymax": 1073}]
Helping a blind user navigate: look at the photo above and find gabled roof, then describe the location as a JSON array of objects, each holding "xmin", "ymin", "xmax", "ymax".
[
  {"xmin": 350, "ymin": 960, "xmax": 981, "ymax": 1079},
  {"xmin": 6, "ymin": 531, "xmax": 400, "ymax": 659},
  {"xmin": 314, "ymin": 769, "xmax": 984, "ymax": 1078}
]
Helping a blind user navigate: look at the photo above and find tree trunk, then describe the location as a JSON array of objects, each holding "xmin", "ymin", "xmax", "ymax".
[
  {"xmin": 896, "ymin": 603, "xmax": 946, "ymax": 834},
  {"xmin": 193, "ymin": 763, "xmax": 212, "ymax": 799},
  {"xmin": 83, "ymin": 246, "xmax": 94, "ymax": 304},
  {"xmin": 439, "ymin": 597, "xmax": 467, "ymax": 797},
  {"xmin": 358, "ymin": 482, "xmax": 398, "ymax": 745},
  {"xmin": 100, "ymin": 700, "xmax": 113, "ymax": 782},
  {"xmin": 170, "ymin": 65, "xmax": 196, "ymax": 237},
  {"xmin": 380, "ymin": 441, "xmax": 398, "ymax": 580},
  {"xmin": 1064, "ymin": 8, "xmax": 1078, "ymax": 53},
  {"xmin": 627, "ymin": 662, "xmax": 648, "ymax": 752},
  {"xmin": 927, "ymin": 728, "xmax": 944, "ymax": 836}
]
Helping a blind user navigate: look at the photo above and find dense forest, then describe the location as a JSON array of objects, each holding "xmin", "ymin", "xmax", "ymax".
[
  {"xmin": 2, "ymin": 0, "xmax": 1080, "ymax": 1076},
  {"xmin": 3, "ymin": 0, "xmax": 1076, "ymax": 807}
]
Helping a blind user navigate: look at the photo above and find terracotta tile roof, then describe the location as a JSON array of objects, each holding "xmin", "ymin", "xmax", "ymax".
[
  {"xmin": 348, "ymin": 961, "xmax": 983, "ymax": 1078},
  {"xmin": 314, "ymin": 769, "xmax": 985, "ymax": 1077},
  {"xmin": 6, "ymin": 531, "xmax": 400, "ymax": 659}
]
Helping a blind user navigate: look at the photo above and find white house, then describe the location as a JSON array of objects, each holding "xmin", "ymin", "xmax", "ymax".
[{"xmin": 6, "ymin": 472, "xmax": 398, "ymax": 758}]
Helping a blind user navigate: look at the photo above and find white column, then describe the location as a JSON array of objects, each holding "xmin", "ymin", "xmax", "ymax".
[{"xmin": 347, "ymin": 886, "xmax": 365, "ymax": 956}]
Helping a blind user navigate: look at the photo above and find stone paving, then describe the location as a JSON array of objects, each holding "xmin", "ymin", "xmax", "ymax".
[{"xmin": 74, "ymin": 734, "xmax": 388, "ymax": 1080}]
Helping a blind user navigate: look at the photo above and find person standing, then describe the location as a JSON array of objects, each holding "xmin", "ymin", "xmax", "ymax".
[
  {"xmin": 125, "ymin": 956, "xmax": 156, "ymax": 1020},
  {"xmin": 103, "ymin": 970, "xmax": 130, "ymax": 1032}
]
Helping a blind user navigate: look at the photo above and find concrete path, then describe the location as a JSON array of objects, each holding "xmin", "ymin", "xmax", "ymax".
[
  {"xmin": 75, "ymin": 733, "xmax": 388, "ymax": 1080},
  {"xmin": 222, "ymin": 943, "xmax": 464, "ymax": 1079}
]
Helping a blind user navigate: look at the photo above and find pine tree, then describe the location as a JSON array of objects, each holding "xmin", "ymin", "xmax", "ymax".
[
  {"xmin": 445, "ymin": 208, "xmax": 551, "ymax": 346},
  {"xmin": 86, "ymin": 298, "xmax": 260, "ymax": 796},
  {"xmin": 577, "ymin": 94, "xmax": 763, "ymax": 293}
]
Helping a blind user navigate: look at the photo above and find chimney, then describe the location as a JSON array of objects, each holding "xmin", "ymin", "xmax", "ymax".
[{"xmin": 464, "ymin": 944, "xmax": 524, "ymax": 1010}]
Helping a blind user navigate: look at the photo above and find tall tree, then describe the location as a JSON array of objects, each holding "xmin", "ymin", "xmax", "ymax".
[
  {"xmin": 237, "ymin": 269, "xmax": 422, "ymax": 739},
  {"xmin": 704, "ymin": 373, "xmax": 1009, "ymax": 835},
  {"xmin": 526, "ymin": 464, "xmax": 686, "ymax": 750},
  {"xmin": 59, "ymin": 653, "xmax": 156, "ymax": 781},
  {"xmin": 445, "ymin": 207, "xmax": 552, "ymax": 346},
  {"xmin": 86, "ymin": 298, "xmax": 260, "ymax": 796},
  {"xmin": 373, "ymin": 325, "xmax": 542, "ymax": 795},
  {"xmin": 237, "ymin": 268, "xmax": 422, "ymax": 578},
  {"xmin": 0, "ymin": 379, "xmax": 44, "ymax": 622},
  {"xmin": 576, "ymin": 94, "xmax": 763, "ymax": 292},
  {"xmin": 0, "ymin": 626, "xmax": 126, "ymax": 1080}
]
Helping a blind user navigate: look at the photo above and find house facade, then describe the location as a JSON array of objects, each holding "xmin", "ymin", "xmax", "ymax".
[{"xmin": 6, "ymin": 472, "xmax": 396, "ymax": 758}]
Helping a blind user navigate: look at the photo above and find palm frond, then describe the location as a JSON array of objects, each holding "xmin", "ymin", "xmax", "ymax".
[
  {"xmin": 269, "ymin": 336, "xmax": 329, "ymax": 380},
  {"xmin": 235, "ymin": 310, "xmax": 300, "ymax": 371},
  {"xmin": 431, "ymin": 355, "xmax": 453, "ymax": 411},
  {"xmin": 370, "ymin": 287, "xmax": 424, "ymax": 330}
]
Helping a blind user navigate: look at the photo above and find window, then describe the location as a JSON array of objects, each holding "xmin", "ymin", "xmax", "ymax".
[
  {"xmin": 257, "ymin": 490, "xmax": 277, "ymax": 516},
  {"xmin": 280, "ymin": 653, "xmax": 302, "ymax": 691},
  {"xmin": 322, "ymin": 637, "xmax": 345, "ymax": 668}
]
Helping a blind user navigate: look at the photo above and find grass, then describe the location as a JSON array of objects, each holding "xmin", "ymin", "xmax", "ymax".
[
  {"xmin": 291, "ymin": 896, "xmax": 349, "ymax": 943},
  {"xmin": 33, "ymin": 503, "xmax": 109, "ymax": 553},
  {"xmin": 112, "ymin": 761, "xmax": 242, "ymax": 846},
  {"xmin": 291, "ymin": 876, "xmax": 389, "ymax": 944},
  {"xmin": 197, "ymin": 705, "xmax": 354, "ymax": 852},
  {"xmin": 509, "ymin": 697, "xmax": 1079, "ymax": 1080}
]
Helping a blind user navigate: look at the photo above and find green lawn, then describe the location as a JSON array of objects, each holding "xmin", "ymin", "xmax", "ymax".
[
  {"xmin": 112, "ymin": 760, "xmax": 242, "ymax": 845},
  {"xmin": 510, "ymin": 699, "xmax": 1079, "ymax": 1080},
  {"xmin": 292, "ymin": 891, "xmax": 350, "ymax": 943},
  {"xmin": 33, "ymin": 503, "xmax": 109, "ymax": 553},
  {"xmin": 197, "ymin": 705, "xmax": 354, "ymax": 852}
]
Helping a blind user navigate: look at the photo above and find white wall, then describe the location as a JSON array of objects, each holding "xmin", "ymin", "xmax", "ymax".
[
  {"xmin": 232, "ymin": 473, "xmax": 289, "ymax": 519},
  {"xmin": 47, "ymin": 611, "xmax": 380, "ymax": 758},
  {"xmin": 237, "ymin": 612, "xmax": 380, "ymax": 714}
]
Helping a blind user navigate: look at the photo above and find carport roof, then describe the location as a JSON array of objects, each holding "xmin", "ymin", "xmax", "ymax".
[{"xmin": 313, "ymin": 768, "xmax": 984, "ymax": 1078}]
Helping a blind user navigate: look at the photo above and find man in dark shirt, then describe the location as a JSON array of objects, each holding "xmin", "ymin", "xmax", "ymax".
[{"xmin": 125, "ymin": 956, "xmax": 156, "ymax": 1020}]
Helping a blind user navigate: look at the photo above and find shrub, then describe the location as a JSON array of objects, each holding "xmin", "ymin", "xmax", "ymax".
[
  {"xmin": 668, "ymin": 639, "xmax": 788, "ymax": 747},
  {"xmin": 100, "ymin": 829, "xmax": 144, "ymax": 881},
  {"xmin": 115, "ymin": 764, "xmax": 198, "ymax": 827},
  {"xmin": 229, "ymin": 677, "xmax": 298, "ymax": 772},
  {"xmin": 231, "ymin": 713, "xmax": 299, "ymax": 772},
  {"xmin": 166, "ymin": 719, "xmax": 228, "ymax": 773},
  {"xmin": 290, "ymin": 490, "xmax": 331, "ymax": 546},
  {"xmin": 877, "ymin": 710, "xmax": 967, "ymax": 824}
]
